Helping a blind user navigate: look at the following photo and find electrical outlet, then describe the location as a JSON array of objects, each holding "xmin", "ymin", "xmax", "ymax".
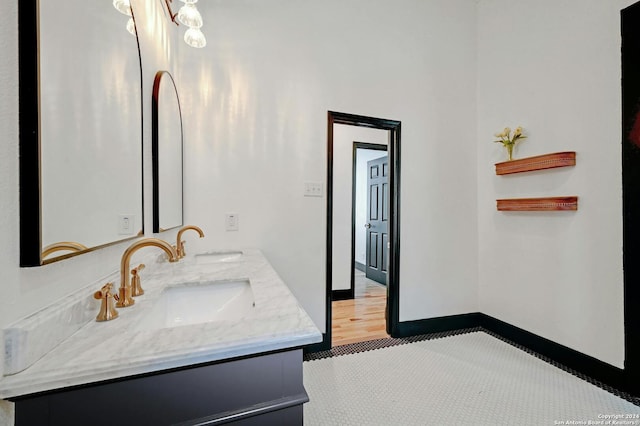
[
  {"xmin": 118, "ymin": 214, "xmax": 135, "ymax": 235},
  {"xmin": 304, "ymin": 182, "xmax": 323, "ymax": 197},
  {"xmin": 225, "ymin": 213, "xmax": 239, "ymax": 231}
]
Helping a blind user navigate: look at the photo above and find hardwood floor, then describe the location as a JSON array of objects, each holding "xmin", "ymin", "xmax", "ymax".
[{"xmin": 331, "ymin": 270, "xmax": 389, "ymax": 347}]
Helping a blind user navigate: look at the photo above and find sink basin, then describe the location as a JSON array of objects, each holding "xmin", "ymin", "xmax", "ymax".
[
  {"xmin": 194, "ymin": 251, "xmax": 243, "ymax": 265},
  {"xmin": 135, "ymin": 280, "xmax": 254, "ymax": 331}
]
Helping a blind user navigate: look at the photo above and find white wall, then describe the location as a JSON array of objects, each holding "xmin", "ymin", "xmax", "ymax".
[
  {"xmin": 175, "ymin": 0, "xmax": 479, "ymax": 330},
  {"xmin": 332, "ymin": 125, "xmax": 388, "ymax": 291},
  {"xmin": 355, "ymin": 148, "xmax": 389, "ymax": 267},
  {"xmin": 0, "ymin": 0, "xmax": 18, "ymax": 384},
  {"xmin": 130, "ymin": 0, "xmax": 182, "ymax": 236},
  {"xmin": 477, "ymin": 0, "xmax": 635, "ymax": 368}
]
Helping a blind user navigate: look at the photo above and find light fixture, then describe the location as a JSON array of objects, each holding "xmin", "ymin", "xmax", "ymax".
[
  {"xmin": 112, "ymin": 0, "xmax": 132, "ymax": 16},
  {"xmin": 163, "ymin": 0, "xmax": 208, "ymax": 48},
  {"xmin": 177, "ymin": 3, "xmax": 203, "ymax": 28},
  {"xmin": 177, "ymin": 0, "xmax": 207, "ymax": 48},
  {"xmin": 184, "ymin": 27, "xmax": 206, "ymax": 48},
  {"xmin": 113, "ymin": 0, "xmax": 136, "ymax": 36},
  {"xmin": 126, "ymin": 17, "xmax": 136, "ymax": 36}
]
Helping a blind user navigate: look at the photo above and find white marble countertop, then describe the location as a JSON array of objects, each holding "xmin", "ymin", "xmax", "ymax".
[{"xmin": 0, "ymin": 249, "xmax": 321, "ymax": 399}]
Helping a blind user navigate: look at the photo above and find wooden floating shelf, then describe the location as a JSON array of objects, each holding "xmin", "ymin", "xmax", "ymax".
[
  {"xmin": 497, "ymin": 196, "xmax": 578, "ymax": 212},
  {"xmin": 495, "ymin": 151, "xmax": 576, "ymax": 175}
]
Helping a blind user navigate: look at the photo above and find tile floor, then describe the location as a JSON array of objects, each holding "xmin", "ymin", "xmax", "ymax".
[{"xmin": 303, "ymin": 331, "xmax": 640, "ymax": 425}]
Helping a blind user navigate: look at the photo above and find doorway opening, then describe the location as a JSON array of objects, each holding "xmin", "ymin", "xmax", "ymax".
[
  {"xmin": 331, "ymin": 143, "xmax": 389, "ymax": 346},
  {"xmin": 325, "ymin": 111, "xmax": 401, "ymax": 350}
]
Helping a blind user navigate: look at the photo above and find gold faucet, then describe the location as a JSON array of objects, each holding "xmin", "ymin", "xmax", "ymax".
[
  {"xmin": 42, "ymin": 241, "xmax": 88, "ymax": 259},
  {"xmin": 117, "ymin": 238, "xmax": 178, "ymax": 308},
  {"xmin": 176, "ymin": 225, "xmax": 205, "ymax": 259}
]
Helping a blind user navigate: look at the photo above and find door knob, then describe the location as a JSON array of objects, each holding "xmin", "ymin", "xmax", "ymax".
[{"xmin": 364, "ymin": 223, "xmax": 371, "ymax": 229}]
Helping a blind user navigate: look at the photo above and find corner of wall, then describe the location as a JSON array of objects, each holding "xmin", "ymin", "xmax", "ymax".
[{"xmin": 475, "ymin": 0, "xmax": 626, "ymax": 368}]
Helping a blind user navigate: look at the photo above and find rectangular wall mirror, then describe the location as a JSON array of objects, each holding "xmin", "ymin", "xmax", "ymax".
[{"xmin": 19, "ymin": 0, "xmax": 144, "ymax": 266}]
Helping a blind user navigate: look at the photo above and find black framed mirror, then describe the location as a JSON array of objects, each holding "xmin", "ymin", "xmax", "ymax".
[
  {"xmin": 152, "ymin": 70, "xmax": 184, "ymax": 233},
  {"xmin": 19, "ymin": 0, "xmax": 144, "ymax": 266}
]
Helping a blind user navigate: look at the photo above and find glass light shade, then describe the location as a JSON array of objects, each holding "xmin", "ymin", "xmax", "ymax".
[
  {"xmin": 177, "ymin": 4, "xmax": 203, "ymax": 28},
  {"xmin": 112, "ymin": 0, "xmax": 132, "ymax": 16},
  {"xmin": 126, "ymin": 18, "xmax": 136, "ymax": 36},
  {"xmin": 184, "ymin": 28, "xmax": 206, "ymax": 48}
]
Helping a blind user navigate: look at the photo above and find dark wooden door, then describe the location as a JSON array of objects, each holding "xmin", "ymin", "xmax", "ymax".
[{"xmin": 365, "ymin": 156, "xmax": 388, "ymax": 285}]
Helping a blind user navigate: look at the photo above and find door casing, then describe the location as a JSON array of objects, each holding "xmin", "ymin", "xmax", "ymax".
[{"xmin": 325, "ymin": 111, "xmax": 401, "ymax": 349}]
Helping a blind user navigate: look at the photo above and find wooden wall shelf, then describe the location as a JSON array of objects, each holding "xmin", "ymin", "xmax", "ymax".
[
  {"xmin": 497, "ymin": 196, "xmax": 578, "ymax": 211},
  {"xmin": 495, "ymin": 151, "xmax": 576, "ymax": 175}
]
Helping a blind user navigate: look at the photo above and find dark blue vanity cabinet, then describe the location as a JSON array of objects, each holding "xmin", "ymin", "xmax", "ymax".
[{"xmin": 10, "ymin": 349, "xmax": 307, "ymax": 426}]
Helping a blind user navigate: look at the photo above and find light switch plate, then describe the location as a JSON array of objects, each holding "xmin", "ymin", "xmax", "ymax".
[
  {"xmin": 118, "ymin": 214, "xmax": 135, "ymax": 235},
  {"xmin": 225, "ymin": 213, "xmax": 239, "ymax": 231},
  {"xmin": 304, "ymin": 182, "xmax": 323, "ymax": 197}
]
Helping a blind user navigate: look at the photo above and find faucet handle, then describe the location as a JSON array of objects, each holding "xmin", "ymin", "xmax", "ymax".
[
  {"xmin": 131, "ymin": 264, "xmax": 146, "ymax": 297},
  {"xmin": 94, "ymin": 283, "xmax": 119, "ymax": 322}
]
